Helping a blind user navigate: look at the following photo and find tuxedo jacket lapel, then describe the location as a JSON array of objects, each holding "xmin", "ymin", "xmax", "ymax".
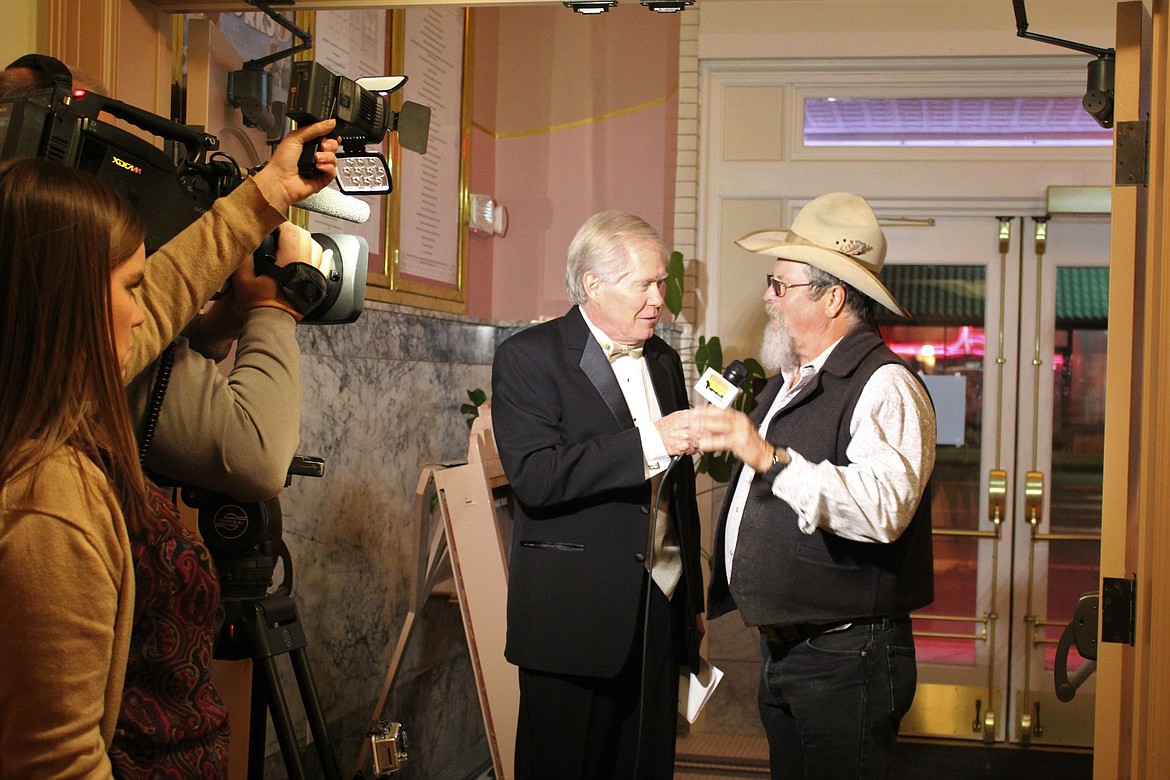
[
  {"xmin": 645, "ymin": 345, "xmax": 681, "ymax": 415},
  {"xmin": 565, "ymin": 307, "xmax": 635, "ymax": 429}
]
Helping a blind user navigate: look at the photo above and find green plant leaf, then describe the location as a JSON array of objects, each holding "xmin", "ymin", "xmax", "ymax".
[
  {"xmin": 732, "ymin": 357, "xmax": 768, "ymax": 415},
  {"xmin": 698, "ymin": 451, "xmax": 737, "ymax": 483},
  {"xmin": 694, "ymin": 335, "xmax": 723, "ymax": 376},
  {"xmin": 462, "ymin": 388, "xmax": 488, "ymax": 428},
  {"xmin": 665, "ymin": 250, "xmax": 685, "ymax": 318},
  {"xmin": 741, "ymin": 357, "xmax": 766, "ymax": 380}
]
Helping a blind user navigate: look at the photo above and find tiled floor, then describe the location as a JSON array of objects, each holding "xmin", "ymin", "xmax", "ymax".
[
  {"xmin": 674, "ymin": 731, "xmax": 769, "ymax": 777},
  {"xmin": 672, "ymin": 733, "xmax": 1094, "ymax": 779}
]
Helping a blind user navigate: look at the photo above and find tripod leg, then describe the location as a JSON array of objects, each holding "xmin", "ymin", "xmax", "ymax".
[
  {"xmin": 290, "ymin": 645, "xmax": 344, "ymax": 780},
  {"xmin": 256, "ymin": 648, "xmax": 310, "ymax": 779},
  {"xmin": 249, "ymin": 664, "xmax": 267, "ymax": 780},
  {"xmin": 245, "ymin": 600, "xmax": 310, "ymax": 780},
  {"xmin": 235, "ymin": 596, "xmax": 346, "ymax": 779}
]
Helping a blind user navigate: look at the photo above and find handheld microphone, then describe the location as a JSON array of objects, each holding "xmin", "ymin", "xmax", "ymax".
[
  {"xmin": 660, "ymin": 359, "xmax": 750, "ymax": 480},
  {"xmin": 294, "ymin": 187, "xmax": 371, "ymax": 224},
  {"xmin": 694, "ymin": 359, "xmax": 749, "ymax": 410}
]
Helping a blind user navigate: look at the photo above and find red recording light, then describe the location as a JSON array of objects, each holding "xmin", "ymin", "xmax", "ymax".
[{"xmin": 72, "ymin": 89, "xmax": 87, "ymax": 99}]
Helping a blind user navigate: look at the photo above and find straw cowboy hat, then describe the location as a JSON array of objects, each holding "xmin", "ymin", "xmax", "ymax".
[{"xmin": 735, "ymin": 192, "xmax": 909, "ymax": 318}]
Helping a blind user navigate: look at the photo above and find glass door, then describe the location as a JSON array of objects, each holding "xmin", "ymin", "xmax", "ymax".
[{"xmin": 885, "ymin": 215, "xmax": 1109, "ymax": 748}]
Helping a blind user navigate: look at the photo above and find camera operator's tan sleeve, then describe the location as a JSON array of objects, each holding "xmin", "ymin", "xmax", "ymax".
[
  {"xmin": 124, "ymin": 177, "xmax": 285, "ymax": 383},
  {"xmin": 126, "ymin": 307, "xmax": 301, "ymax": 500}
]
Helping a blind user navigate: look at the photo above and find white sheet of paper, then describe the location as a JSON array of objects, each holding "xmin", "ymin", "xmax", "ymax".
[{"xmin": 679, "ymin": 659, "xmax": 724, "ymax": 724}]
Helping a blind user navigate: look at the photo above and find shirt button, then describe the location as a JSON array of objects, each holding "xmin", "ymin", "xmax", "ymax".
[{"xmin": 634, "ymin": 553, "xmax": 646, "ymax": 562}]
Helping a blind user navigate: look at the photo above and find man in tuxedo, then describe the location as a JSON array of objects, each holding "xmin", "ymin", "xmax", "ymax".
[{"xmin": 491, "ymin": 210, "xmax": 704, "ymax": 779}]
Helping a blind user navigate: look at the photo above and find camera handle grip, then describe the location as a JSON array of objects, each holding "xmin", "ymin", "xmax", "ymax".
[
  {"xmin": 297, "ymin": 131, "xmax": 339, "ymax": 179},
  {"xmin": 254, "ymin": 232, "xmax": 328, "ymax": 317}
]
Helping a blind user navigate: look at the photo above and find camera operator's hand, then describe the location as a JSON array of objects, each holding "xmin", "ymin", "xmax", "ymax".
[
  {"xmin": 233, "ymin": 222, "xmax": 329, "ymax": 322},
  {"xmin": 251, "ymin": 118, "xmax": 340, "ymax": 212}
]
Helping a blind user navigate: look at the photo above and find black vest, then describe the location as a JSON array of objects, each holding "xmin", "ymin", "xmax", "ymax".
[{"xmin": 708, "ymin": 328, "xmax": 934, "ymax": 627}]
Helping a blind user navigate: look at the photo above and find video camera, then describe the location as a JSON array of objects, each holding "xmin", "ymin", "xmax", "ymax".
[
  {"xmin": 0, "ymin": 79, "xmax": 368, "ymax": 324},
  {"xmin": 286, "ymin": 61, "xmax": 431, "ymax": 195}
]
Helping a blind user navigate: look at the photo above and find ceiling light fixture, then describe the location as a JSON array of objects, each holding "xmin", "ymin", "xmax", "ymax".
[
  {"xmin": 564, "ymin": 1, "xmax": 617, "ymax": 13},
  {"xmin": 640, "ymin": 0, "xmax": 694, "ymax": 11}
]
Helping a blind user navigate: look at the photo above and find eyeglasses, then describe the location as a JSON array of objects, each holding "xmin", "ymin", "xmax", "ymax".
[{"xmin": 766, "ymin": 274, "xmax": 813, "ymax": 298}]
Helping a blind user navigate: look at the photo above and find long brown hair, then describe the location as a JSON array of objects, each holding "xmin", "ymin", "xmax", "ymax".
[{"xmin": 0, "ymin": 157, "xmax": 150, "ymax": 534}]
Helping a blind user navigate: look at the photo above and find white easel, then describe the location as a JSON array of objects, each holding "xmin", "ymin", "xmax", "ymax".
[{"xmin": 359, "ymin": 408, "xmax": 517, "ymax": 779}]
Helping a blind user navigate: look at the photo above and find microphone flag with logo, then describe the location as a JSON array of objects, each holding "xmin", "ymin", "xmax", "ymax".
[{"xmin": 694, "ymin": 360, "xmax": 749, "ymax": 409}]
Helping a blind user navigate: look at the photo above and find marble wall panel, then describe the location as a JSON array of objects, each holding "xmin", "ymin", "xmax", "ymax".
[{"xmin": 255, "ymin": 302, "xmax": 526, "ymax": 778}]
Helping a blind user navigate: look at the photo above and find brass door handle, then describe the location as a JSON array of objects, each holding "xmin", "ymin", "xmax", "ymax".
[
  {"xmin": 1024, "ymin": 470, "xmax": 1044, "ymax": 525},
  {"xmin": 988, "ymin": 469, "xmax": 1008, "ymax": 524}
]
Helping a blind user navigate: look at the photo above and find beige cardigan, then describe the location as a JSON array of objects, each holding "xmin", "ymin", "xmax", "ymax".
[{"xmin": 0, "ymin": 178, "xmax": 283, "ymax": 777}]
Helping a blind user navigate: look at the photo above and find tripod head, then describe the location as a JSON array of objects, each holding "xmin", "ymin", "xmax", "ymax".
[
  {"xmin": 178, "ymin": 454, "xmax": 324, "ymax": 663},
  {"xmin": 184, "ymin": 455, "xmax": 323, "ymax": 603}
]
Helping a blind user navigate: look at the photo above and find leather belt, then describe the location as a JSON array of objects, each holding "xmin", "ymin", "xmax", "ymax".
[{"xmin": 758, "ymin": 615, "xmax": 907, "ymax": 646}]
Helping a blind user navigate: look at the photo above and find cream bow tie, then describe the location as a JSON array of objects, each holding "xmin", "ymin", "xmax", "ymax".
[{"xmin": 601, "ymin": 340, "xmax": 644, "ymax": 361}]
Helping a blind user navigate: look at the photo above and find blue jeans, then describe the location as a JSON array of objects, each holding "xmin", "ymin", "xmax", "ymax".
[{"xmin": 757, "ymin": 617, "xmax": 917, "ymax": 780}]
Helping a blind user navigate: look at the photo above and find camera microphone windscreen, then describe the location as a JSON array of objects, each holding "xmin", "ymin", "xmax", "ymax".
[
  {"xmin": 694, "ymin": 359, "xmax": 749, "ymax": 409},
  {"xmin": 295, "ymin": 187, "xmax": 371, "ymax": 224}
]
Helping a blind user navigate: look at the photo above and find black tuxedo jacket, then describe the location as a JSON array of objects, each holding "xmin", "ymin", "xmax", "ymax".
[{"xmin": 491, "ymin": 306, "xmax": 704, "ymax": 678}]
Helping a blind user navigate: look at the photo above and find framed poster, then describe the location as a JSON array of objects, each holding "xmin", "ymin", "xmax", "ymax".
[{"xmin": 381, "ymin": 7, "xmax": 472, "ymax": 314}]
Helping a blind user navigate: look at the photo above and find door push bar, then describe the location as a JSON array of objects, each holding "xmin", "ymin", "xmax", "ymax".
[{"xmin": 1054, "ymin": 592, "xmax": 1098, "ymax": 702}]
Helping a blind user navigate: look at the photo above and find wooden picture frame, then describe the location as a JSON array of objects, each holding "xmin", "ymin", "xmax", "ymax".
[{"xmin": 377, "ymin": 7, "xmax": 473, "ymax": 314}]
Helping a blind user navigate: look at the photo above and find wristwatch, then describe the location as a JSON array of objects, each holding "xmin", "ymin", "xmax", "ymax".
[{"xmin": 763, "ymin": 445, "xmax": 787, "ymax": 479}]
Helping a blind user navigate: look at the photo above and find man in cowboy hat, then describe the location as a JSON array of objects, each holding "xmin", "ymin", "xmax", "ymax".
[{"xmin": 694, "ymin": 192, "xmax": 936, "ymax": 779}]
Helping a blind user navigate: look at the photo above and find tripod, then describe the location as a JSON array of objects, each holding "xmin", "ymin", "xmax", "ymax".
[
  {"xmin": 186, "ymin": 459, "xmax": 350, "ymax": 780},
  {"xmin": 217, "ymin": 591, "xmax": 346, "ymax": 780}
]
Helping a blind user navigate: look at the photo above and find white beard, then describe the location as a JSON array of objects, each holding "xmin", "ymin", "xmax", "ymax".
[{"xmin": 760, "ymin": 302, "xmax": 800, "ymax": 375}]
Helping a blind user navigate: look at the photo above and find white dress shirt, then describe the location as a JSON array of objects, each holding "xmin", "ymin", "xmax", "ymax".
[
  {"xmin": 580, "ymin": 307, "xmax": 681, "ymax": 598},
  {"xmin": 579, "ymin": 308, "xmax": 671, "ymax": 476}
]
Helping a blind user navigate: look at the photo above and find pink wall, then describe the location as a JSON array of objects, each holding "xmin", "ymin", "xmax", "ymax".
[
  {"xmin": 490, "ymin": 101, "xmax": 678, "ymax": 320},
  {"xmin": 466, "ymin": 9, "xmax": 500, "ymax": 320},
  {"xmin": 467, "ymin": 5, "xmax": 679, "ymax": 322}
]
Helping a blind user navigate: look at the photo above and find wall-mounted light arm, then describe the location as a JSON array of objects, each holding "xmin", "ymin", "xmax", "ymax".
[
  {"xmin": 1011, "ymin": 0, "xmax": 1116, "ymax": 128},
  {"xmin": 228, "ymin": 0, "xmax": 313, "ymax": 132},
  {"xmin": 241, "ymin": 0, "xmax": 313, "ymax": 71},
  {"xmin": 1012, "ymin": 0, "xmax": 1113, "ymax": 58}
]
